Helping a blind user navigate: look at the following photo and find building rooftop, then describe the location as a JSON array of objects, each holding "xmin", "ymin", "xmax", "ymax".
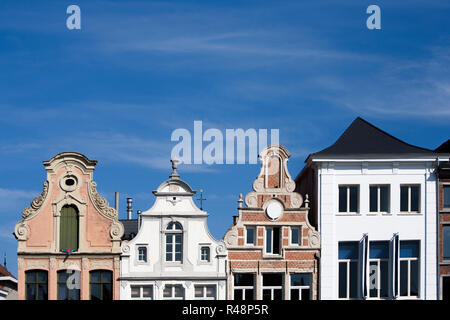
[
  {"xmin": 0, "ymin": 264, "xmax": 16, "ymax": 280},
  {"xmin": 307, "ymin": 117, "xmax": 438, "ymax": 161},
  {"xmin": 120, "ymin": 219, "xmax": 139, "ymax": 241}
]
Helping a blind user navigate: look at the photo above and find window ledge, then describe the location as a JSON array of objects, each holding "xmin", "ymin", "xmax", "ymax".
[
  {"xmin": 397, "ymin": 213, "xmax": 422, "ymax": 216},
  {"xmin": 336, "ymin": 213, "xmax": 361, "ymax": 216}
]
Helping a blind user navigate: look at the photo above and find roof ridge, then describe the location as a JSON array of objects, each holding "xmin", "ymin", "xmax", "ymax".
[{"xmin": 355, "ymin": 117, "xmax": 434, "ymax": 153}]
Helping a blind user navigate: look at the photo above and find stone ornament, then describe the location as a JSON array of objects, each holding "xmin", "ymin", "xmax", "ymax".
[
  {"xmin": 22, "ymin": 181, "xmax": 49, "ymax": 220},
  {"xmin": 88, "ymin": 181, "xmax": 118, "ymax": 220}
]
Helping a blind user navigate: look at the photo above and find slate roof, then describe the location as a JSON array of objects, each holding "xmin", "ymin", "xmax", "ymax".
[
  {"xmin": 120, "ymin": 219, "xmax": 139, "ymax": 241},
  {"xmin": 435, "ymin": 140, "xmax": 450, "ymax": 153},
  {"xmin": 307, "ymin": 117, "xmax": 438, "ymax": 161}
]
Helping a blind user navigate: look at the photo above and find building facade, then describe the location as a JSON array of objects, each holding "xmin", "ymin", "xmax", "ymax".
[
  {"xmin": 436, "ymin": 140, "xmax": 450, "ymax": 300},
  {"xmin": 224, "ymin": 145, "xmax": 320, "ymax": 300},
  {"xmin": 296, "ymin": 117, "xmax": 448, "ymax": 300},
  {"xmin": 119, "ymin": 160, "xmax": 227, "ymax": 300},
  {"xmin": 0, "ymin": 263, "xmax": 17, "ymax": 300},
  {"xmin": 14, "ymin": 152, "xmax": 124, "ymax": 300}
]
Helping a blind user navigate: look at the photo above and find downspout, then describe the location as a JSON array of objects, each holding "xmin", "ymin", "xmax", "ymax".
[{"xmin": 435, "ymin": 157, "xmax": 440, "ymax": 299}]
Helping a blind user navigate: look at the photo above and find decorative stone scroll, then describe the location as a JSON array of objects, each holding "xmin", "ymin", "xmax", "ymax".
[
  {"xmin": 22, "ymin": 181, "xmax": 49, "ymax": 220},
  {"xmin": 88, "ymin": 181, "xmax": 118, "ymax": 220}
]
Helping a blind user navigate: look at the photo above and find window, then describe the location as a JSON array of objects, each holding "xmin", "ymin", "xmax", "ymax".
[
  {"xmin": 339, "ymin": 185, "xmax": 359, "ymax": 213},
  {"xmin": 246, "ymin": 227, "xmax": 255, "ymax": 245},
  {"xmin": 290, "ymin": 227, "xmax": 301, "ymax": 246},
  {"xmin": 163, "ymin": 284, "xmax": 184, "ymax": 300},
  {"xmin": 338, "ymin": 242, "xmax": 359, "ymax": 299},
  {"xmin": 290, "ymin": 274, "xmax": 311, "ymax": 300},
  {"xmin": 138, "ymin": 247, "xmax": 147, "ymax": 262},
  {"xmin": 90, "ymin": 270, "xmax": 112, "ymax": 300},
  {"xmin": 194, "ymin": 285, "xmax": 216, "ymax": 300},
  {"xmin": 200, "ymin": 247, "xmax": 210, "ymax": 262},
  {"xmin": 399, "ymin": 241, "xmax": 420, "ymax": 298},
  {"xmin": 370, "ymin": 185, "xmax": 390, "ymax": 213},
  {"xmin": 265, "ymin": 227, "xmax": 280, "ymax": 255},
  {"xmin": 368, "ymin": 241, "xmax": 389, "ymax": 299},
  {"xmin": 400, "ymin": 185, "xmax": 420, "ymax": 213},
  {"xmin": 60, "ymin": 205, "xmax": 79, "ymax": 251},
  {"xmin": 262, "ymin": 273, "xmax": 283, "ymax": 300},
  {"xmin": 444, "ymin": 186, "xmax": 450, "ymax": 208},
  {"xmin": 58, "ymin": 270, "xmax": 80, "ymax": 300},
  {"xmin": 444, "ymin": 226, "xmax": 450, "ymax": 261},
  {"xmin": 131, "ymin": 285, "xmax": 153, "ymax": 299},
  {"xmin": 233, "ymin": 273, "xmax": 254, "ymax": 300},
  {"xmin": 166, "ymin": 222, "xmax": 183, "ymax": 262},
  {"xmin": 25, "ymin": 270, "xmax": 48, "ymax": 300}
]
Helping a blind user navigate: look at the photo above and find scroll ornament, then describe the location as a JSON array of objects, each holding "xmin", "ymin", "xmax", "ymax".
[{"xmin": 22, "ymin": 181, "xmax": 49, "ymax": 220}]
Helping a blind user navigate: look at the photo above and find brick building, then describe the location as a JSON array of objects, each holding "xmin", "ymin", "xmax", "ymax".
[
  {"xmin": 436, "ymin": 140, "xmax": 450, "ymax": 300},
  {"xmin": 223, "ymin": 145, "xmax": 320, "ymax": 300}
]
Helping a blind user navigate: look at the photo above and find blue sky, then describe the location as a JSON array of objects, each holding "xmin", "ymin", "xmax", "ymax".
[{"xmin": 0, "ymin": 0, "xmax": 449, "ymax": 276}]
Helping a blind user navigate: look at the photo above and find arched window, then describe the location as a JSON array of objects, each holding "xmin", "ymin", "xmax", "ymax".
[
  {"xmin": 57, "ymin": 269, "xmax": 80, "ymax": 300},
  {"xmin": 25, "ymin": 270, "xmax": 48, "ymax": 300},
  {"xmin": 90, "ymin": 270, "xmax": 112, "ymax": 300},
  {"xmin": 60, "ymin": 205, "xmax": 79, "ymax": 251},
  {"xmin": 165, "ymin": 222, "xmax": 183, "ymax": 262}
]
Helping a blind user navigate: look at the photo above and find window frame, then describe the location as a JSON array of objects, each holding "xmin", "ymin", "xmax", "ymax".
[
  {"xmin": 137, "ymin": 246, "xmax": 148, "ymax": 263},
  {"xmin": 130, "ymin": 284, "xmax": 153, "ymax": 300},
  {"xmin": 265, "ymin": 226, "xmax": 281, "ymax": 255},
  {"xmin": 338, "ymin": 242, "xmax": 359, "ymax": 300},
  {"xmin": 398, "ymin": 241, "xmax": 420, "ymax": 298},
  {"xmin": 338, "ymin": 185, "xmax": 359, "ymax": 214},
  {"xmin": 233, "ymin": 273, "xmax": 255, "ymax": 301},
  {"xmin": 290, "ymin": 226, "xmax": 301, "ymax": 246},
  {"xmin": 162, "ymin": 284, "xmax": 185, "ymax": 300},
  {"xmin": 443, "ymin": 185, "xmax": 450, "ymax": 209},
  {"xmin": 25, "ymin": 270, "xmax": 48, "ymax": 300},
  {"xmin": 400, "ymin": 185, "xmax": 421, "ymax": 213},
  {"xmin": 289, "ymin": 273, "xmax": 312, "ymax": 300},
  {"xmin": 262, "ymin": 273, "xmax": 284, "ymax": 300},
  {"xmin": 165, "ymin": 222, "xmax": 183, "ymax": 263},
  {"xmin": 245, "ymin": 226, "xmax": 256, "ymax": 246},
  {"xmin": 200, "ymin": 246, "xmax": 211, "ymax": 263},
  {"xmin": 367, "ymin": 241, "xmax": 390, "ymax": 299},
  {"xmin": 369, "ymin": 185, "xmax": 390, "ymax": 214},
  {"xmin": 57, "ymin": 269, "xmax": 80, "ymax": 300},
  {"xmin": 194, "ymin": 284, "xmax": 217, "ymax": 300},
  {"xmin": 443, "ymin": 225, "xmax": 450, "ymax": 261},
  {"xmin": 89, "ymin": 270, "xmax": 113, "ymax": 301}
]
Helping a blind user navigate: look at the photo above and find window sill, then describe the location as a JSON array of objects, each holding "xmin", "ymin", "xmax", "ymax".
[
  {"xmin": 336, "ymin": 213, "xmax": 361, "ymax": 216},
  {"xmin": 397, "ymin": 213, "xmax": 422, "ymax": 216},
  {"xmin": 262, "ymin": 254, "xmax": 284, "ymax": 259},
  {"xmin": 367, "ymin": 213, "xmax": 392, "ymax": 216}
]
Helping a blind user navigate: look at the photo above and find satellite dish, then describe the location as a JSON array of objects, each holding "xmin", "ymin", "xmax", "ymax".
[{"xmin": 266, "ymin": 201, "xmax": 283, "ymax": 220}]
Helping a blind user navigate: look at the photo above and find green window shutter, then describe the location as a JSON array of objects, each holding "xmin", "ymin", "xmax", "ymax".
[{"xmin": 60, "ymin": 205, "xmax": 79, "ymax": 251}]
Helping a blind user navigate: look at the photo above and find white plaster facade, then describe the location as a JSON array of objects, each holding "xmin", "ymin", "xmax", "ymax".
[
  {"xmin": 313, "ymin": 158, "xmax": 442, "ymax": 300},
  {"xmin": 119, "ymin": 160, "xmax": 227, "ymax": 300}
]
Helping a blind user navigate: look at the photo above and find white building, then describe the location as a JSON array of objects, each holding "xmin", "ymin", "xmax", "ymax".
[
  {"xmin": 119, "ymin": 160, "xmax": 227, "ymax": 300},
  {"xmin": 296, "ymin": 117, "xmax": 449, "ymax": 300}
]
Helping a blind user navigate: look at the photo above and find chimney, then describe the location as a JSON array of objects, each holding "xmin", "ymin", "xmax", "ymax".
[
  {"xmin": 115, "ymin": 192, "xmax": 119, "ymax": 214},
  {"xmin": 137, "ymin": 210, "xmax": 142, "ymax": 229},
  {"xmin": 127, "ymin": 198, "xmax": 133, "ymax": 220}
]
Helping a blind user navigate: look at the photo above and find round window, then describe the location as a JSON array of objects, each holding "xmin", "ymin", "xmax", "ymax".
[{"xmin": 265, "ymin": 201, "xmax": 283, "ymax": 220}]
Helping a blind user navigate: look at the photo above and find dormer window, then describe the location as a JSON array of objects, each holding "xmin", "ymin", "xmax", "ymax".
[{"xmin": 166, "ymin": 222, "xmax": 183, "ymax": 262}]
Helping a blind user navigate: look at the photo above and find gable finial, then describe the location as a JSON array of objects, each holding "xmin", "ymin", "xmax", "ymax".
[
  {"xmin": 238, "ymin": 193, "xmax": 243, "ymax": 208},
  {"xmin": 170, "ymin": 159, "xmax": 180, "ymax": 179}
]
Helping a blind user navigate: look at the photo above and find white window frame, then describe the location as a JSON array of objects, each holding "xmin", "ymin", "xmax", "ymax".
[
  {"xmin": 163, "ymin": 284, "xmax": 185, "ymax": 300},
  {"xmin": 194, "ymin": 285, "xmax": 216, "ymax": 300},
  {"xmin": 165, "ymin": 222, "xmax": 183, "ymax": 263},
  {"xmin": 338, "ymin": 259, "xmax": 359, "ymax": 300},
  {"xmin": 137, "ymin": 246, "xmax": 148, "ymax": 263},
  {"xmin": 400, "ymin": 185, "xmax": 421, "ymax": 213},
  {"xmin": 130, "ymin": 285, "xmax": 153, "ymax": 300},
  {"xmin": 443, "ymin": 185, "xmax": 450, "ymax": 209},
  {"xmin": 265, "ymin": 227, "xmax": 281, "ymax": 255},
  {"xmin": 368, "ymin": 257, "xmax": 390, "ymax": 299},
  {"xmin": 200, "ymin": 246, "xmax": 210, "ymax": 262},
  {"xmin": 233, "ymin": 274, "xmax": 255, "ymax": 300},
  {"xmin": 290, "ymin": 227, "xmax": 301, "ymax": 246},
  {"xmin": 289, "ymin": 274, "xmax": 311, "ymax": 300},
  {"xmin": 399, "ymin": 256, "xmax": 420, "ymax": 298},
  {"xmin": 245, "ymin": 226, "xmax": 256, "ymax": 246},
  {"xmin": 369, "ymin": 185, "xmax": 390, "ymax": 214},
  {"xmin": 262, "ymin": 274, "xmax": 283, "ymax": 300},
  {"xmin": 338, "ymin": 185, "xmax": 359, "ymax": 213}
]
